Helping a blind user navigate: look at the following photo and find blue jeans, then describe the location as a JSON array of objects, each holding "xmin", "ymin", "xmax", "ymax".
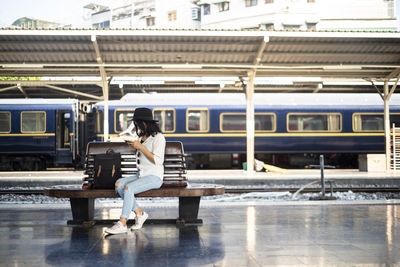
[{"xmin": 115, "ymin": 173, "xmax": 163, "ymax": 219}]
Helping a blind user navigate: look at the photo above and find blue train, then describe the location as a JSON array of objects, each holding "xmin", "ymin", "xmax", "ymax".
[
  {"xmin": 93, "ymin": 93, "xmax": 400, "ymax": 168},
  {"xmin": 1, "ymin": 93, "xmax": 399, "ymax": 170},
  {"xmin": 0, "ymin": 99, "xmax": 82, "ymax": 170}
]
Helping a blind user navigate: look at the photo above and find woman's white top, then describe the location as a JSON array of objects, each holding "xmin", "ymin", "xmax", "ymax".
[{"xmin": 137, "ymin": 133, "xmax": 166, "ymax": 179}]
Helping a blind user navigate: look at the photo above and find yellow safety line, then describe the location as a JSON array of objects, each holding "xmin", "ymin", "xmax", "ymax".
[{"xmin": 98, "ymin": 132, "xmax": 384, "ymax": 138}]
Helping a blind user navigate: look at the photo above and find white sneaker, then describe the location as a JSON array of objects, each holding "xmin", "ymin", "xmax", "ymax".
[
  {"xmin": 105, "ymin": 221, "xmax": 127, "ymax": 235},
  {"xmin": 130, "ymin": 212, "xmax": 148, "ymax": 230}
]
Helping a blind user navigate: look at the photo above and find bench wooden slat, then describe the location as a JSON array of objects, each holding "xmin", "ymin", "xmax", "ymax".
[
  {"xmin": 164, "ymin": 158, "xmax": 185, "ymax": 162},
  {"xmin": 164, "ymin": 171, "xmax": 186, "ymax": 175},
  {"xmin": 165, "ymin": 164, "xmax": 185, "ymax": 167},
  {"xmin": 45, "ymin": 184, "xmax": 224, "ymax": 198}
]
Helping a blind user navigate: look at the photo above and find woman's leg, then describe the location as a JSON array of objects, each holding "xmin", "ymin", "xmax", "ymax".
[
  {"xmin": 105, "ymin": 174, "xmax": 141, "ymax": 234},
  {"xmin": 121, "ymin": 175, "xmax": 162, "ymax": 219},
  {"xmin": 115, "ymin": 174, "xmax": 140, "ymax": 226},
  {"xmin": 115, "ymin": 173, "xmax": 139, "ymax": 199}
]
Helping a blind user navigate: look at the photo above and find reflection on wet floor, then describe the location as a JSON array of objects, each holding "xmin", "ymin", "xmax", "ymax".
[
  {"xmin": 0, "ymin": 202, "xmax": 399, "ymax": 266},
  {"xmin": 43, "ymin": 225, "xmax": 224, "ymax": 266}
]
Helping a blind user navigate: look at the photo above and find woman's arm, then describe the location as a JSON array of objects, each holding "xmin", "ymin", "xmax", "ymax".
[{"xmin": 127, "ymin": 140, "xmax": 155, "ymax": 163}]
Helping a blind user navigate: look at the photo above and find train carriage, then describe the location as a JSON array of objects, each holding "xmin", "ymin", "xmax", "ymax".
[
  {"xmin": 2, "ymin": 93, "xmax": 400, "ymax": 170},
  {"xmin": 93, "ymin": 93, "xmax": 400, "ymax": 168},
  {"xmin": 0, "ymin": 99, "xmax": 79, "ymax": 170}
]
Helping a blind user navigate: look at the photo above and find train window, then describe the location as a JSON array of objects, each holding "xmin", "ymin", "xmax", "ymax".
[
  {"xmin": 353, "ymin": 113, "xmax": 400, "ymax": 131},
  {"xmin": 390, "ymin": 114, "xmax": 400, "ymax": 127},
  {"xmin": 187, "ymin": 108, "xmax": 209, "ymax": 132},
  {"xmin": 115, "ymin": 109, "xmax": 135, "ymax": 133},
  {"xmin": 0, "ymin": 112, "xmax": 11, "ymax": 133},
  {"xmin": 220, "ymin": 113, "xmax": 276, "ymax": 132},
  {"xmin": 21, "ymin": 111, "xmax": 46, "ymax": 133},
  {"xmin": 287, "ymin": 113, "xmax": 341, "ymax": 132},
  {"xmin": 95, "ymin": 110, "xmax": 103, "ymax": 133},
  {"xmin": 222, "ymin": 114, "xmax": 246, "ymax": 131},
  {"xmin": 153, "ymin": 109, "xmax": 175, "ymax": 133},
  {"xmin": 353, "ymin": 114, "xmax": 383, "ymax": 131}
]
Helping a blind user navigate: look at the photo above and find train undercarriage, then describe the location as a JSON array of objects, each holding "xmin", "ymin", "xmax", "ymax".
[
  {"xmin": 188, "ymin": 153, "xmax": 359, "ymax": 170},
  {"xmin": 0, "ymin": 152, "xmax": 359, "ymax": 171}
]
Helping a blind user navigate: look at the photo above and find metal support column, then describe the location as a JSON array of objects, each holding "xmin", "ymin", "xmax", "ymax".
[
  {"xmin": 383, "ymin": 75, "xmax": 399, "ymax": 171},
  {"xmin": 319, "ymin": 155, "xmax": 325, "ymax": 197},
  {"xmin": 384, "ymin": 81, "xmax": 390, "ymax": 171},
  {"xmin": 244, "ymin": 36, "xmax": 268, "ymax": 174},
  {"xmin": 246, "ymin": 71, "xmax": 256, "ymax": 174},
  {"xmin": 92, "ymin": 35, "xmax": 109, "ymax": 141},
  {"xmin": 393, "ymin": 123, "xmax": 397, "ymax": 171},
  {"xmin": 101, "ymin": 80, "xmax": 109, "ymax": 141}
]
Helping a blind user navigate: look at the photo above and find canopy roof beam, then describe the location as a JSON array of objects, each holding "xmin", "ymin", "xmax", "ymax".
[
  {"xmin": 3, "ymin": 51, "xmax": 400, "ymax": 59},
  {"xmin": 3, "ymin": 63, "xmax": 400, "ymax": 68},
  {"xmin": 44, "ymin": 84, "xmax": 102, "ymax": 100},
  {"xmin": 0, "ymin": 85, "xmax": 18, "ymax": 93},
  {"xmin": 370, "ymin": 81, "xmax": 384, "ymax": 100},
  {"xmin": 17, "ymin": 84, "xmax": 28, "ymax": 98},
  {"xmin": 0, "ymin": 80, "xmax": 102, "ymax": 86},
  {"xmin": 386, "ymin": 68, "xmax": 400, "ymax": 80}
]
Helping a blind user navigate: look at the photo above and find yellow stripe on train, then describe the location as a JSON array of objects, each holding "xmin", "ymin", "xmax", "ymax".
[
  {"xmin": 98, "ymin": 132, "xmax": 384, "ymax": 138},
  {"xmin": 0, "ymin": 133, "xmax": 55, "ymax": 137}
]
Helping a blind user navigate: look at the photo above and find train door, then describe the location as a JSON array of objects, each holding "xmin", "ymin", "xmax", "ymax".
[{"xmin": 55, "ymin": 110, "xmax": 72, "ymax": 164}]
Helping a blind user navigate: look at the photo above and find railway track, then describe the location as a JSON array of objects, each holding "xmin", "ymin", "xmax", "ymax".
[
  {"xmin": 226, "ymin": 187, "xmax": 400, "ymax": 194},
  {"xmin": 1, "ymin": 187, "xmax": 399, "ymax": 195}
]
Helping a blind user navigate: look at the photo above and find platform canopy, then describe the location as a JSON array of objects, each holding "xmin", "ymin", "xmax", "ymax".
[
  {"xmin": 0, "ymin": 28, "xmax": 399, "ymax": 172},
  {"xmin": 0, "ymin": 29, "xmax": 399, "ymax": 79},
  {"xmin": 0, "ymin": 29, "xmax": 400, "ymax": 100}
]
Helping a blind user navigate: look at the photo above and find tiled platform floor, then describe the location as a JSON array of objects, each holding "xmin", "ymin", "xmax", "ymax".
[{"xmin": 0, "ymin": 201, "xmax": 399, "ymax": 266}]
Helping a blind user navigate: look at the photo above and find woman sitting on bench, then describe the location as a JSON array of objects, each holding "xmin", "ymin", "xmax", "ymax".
[{"xmin": 105, "ymin": 107, "xmax": 166, "ymax": 235}]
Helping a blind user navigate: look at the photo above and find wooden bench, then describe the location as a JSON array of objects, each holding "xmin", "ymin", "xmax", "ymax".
[
  {"xmin": 82, "ymin": 141, "xmax": 189, "ymax": 187},
  {"xmin": 44, "ymin": 141, "xmax": 224, "ymax": 225}
]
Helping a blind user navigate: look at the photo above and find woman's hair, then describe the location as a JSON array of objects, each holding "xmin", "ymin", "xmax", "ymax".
[{"xmin": 134, "ymin": 120, "xmax": 162, "ymax": 137}]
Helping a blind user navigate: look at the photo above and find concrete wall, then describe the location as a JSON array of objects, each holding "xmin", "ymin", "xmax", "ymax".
[
  {"xmin": 200, "ymin": 0, "xmax": 397, "ymax": 30},
  {"xmin": 358, "ymin": 154, "xmax": 386, "ymax": 172}
]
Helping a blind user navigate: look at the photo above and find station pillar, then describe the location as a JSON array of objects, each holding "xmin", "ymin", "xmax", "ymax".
[{"xmin": 246, "ymin": 71, "xmax": 256, "ymax": 174}]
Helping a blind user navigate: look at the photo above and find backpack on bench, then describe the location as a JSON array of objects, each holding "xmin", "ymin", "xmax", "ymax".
[{"xmin": 92, "ymin": 148, "xmax": 122, "ymax": 189}]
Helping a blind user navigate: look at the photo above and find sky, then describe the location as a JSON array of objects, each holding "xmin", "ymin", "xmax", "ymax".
[
  {"xmin": 0, "ymin": 0, "xmax": 94, "ymax": 27},
  {"xmin": 0, "ymin": 0, "xmax": 399, "ymax": 28}
]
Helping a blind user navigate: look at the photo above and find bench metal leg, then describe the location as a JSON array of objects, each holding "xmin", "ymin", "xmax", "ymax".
[
  {"xmin": 68, "ymin": 198, "xmax": 94, "ymax": 225},
  {"xmin": 178, "ymin": 197, "xmax": 202, "ymax": 225},
  {"xmin": 66, "ymin": 197, "xmax": 203, "ymax": 225}
]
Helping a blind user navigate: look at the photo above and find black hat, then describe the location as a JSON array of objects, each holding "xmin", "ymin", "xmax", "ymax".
[{"xmin": 131, "ymin": 107, "xmax": 157, "ymax": 122}]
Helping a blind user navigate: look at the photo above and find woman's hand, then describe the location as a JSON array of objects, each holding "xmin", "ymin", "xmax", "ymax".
[
  {"xmin": 126, "ymin": 140, "xmax": 142, "ymax": 151},
  {"xmin": 126, "ymin": 140, "xmax": 155, "ymax": 164}
]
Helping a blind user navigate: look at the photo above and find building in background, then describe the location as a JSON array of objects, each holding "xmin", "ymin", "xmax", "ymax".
[
  {"xmin": 198, "ymin": 0, "xmax": 397, "ymax": 31},
  {"xmin": 84, "ymin": 0, "xmax": 397, "ymax": 31},
  {"xmin": 83, "ymin": 3, "xmax": 111, "ymax": 28},
  {"xmin": 11, "ymin": 17, "xmax": 63, "ymax": 28},
  {"xmin": 84, "ymin": 0, "xmax": 200, "ymax": 29},
  {"xmin": 2, "ymin": 0, "xmax": 399, "ymax": 30},
  {"xmin": 317, "ymin": 0, "xmax": 397, "ymax": 31}
]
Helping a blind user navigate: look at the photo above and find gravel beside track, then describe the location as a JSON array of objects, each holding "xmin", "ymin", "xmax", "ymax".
[{"xmin": 1, "ymin": 185, "xmax": 400, "ymax": 204}]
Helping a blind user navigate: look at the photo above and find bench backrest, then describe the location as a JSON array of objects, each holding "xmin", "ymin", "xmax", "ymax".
[
  {"xmin": 83, "ymin": 141, "xmax": 187, "ymax": 187},
  {"xmin": 163, "ymin": 141, "xmax": 187, "ymax": 183}
]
